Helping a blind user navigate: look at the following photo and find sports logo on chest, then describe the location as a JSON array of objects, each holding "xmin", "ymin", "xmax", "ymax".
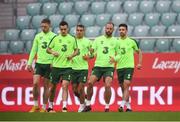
[{"xmin": 59, "ymin": 39, "xmax": 62, "ymax": 43}]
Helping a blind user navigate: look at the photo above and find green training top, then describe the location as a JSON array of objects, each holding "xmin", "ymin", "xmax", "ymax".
[
  {"xmin": 92, "ymin": 35, "xmax": 118, "ymax": 67},
  {"xmin": 116, "ymin": 37, "xmax": 139, "ymax": 69},
  {"xmin": 48, "ymin": 34, "xmax": 77, "ymax": 68},
  {"xmin": 72, "ymin": 37, "xmax": 91, "ymax": 70},
  {"xmin": 27, "ymin": 31, "xmax": 56, "ymax": 65}
]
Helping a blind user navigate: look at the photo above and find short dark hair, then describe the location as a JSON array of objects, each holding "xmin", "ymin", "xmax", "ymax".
[
  {"xmin": 119, "ymin": 23, "xmax": 128, "ymax": 30},
  {"xmin": 106, "ymin": 22, "xmax": 114, "ymax": 27},
  {"xmin": 76, "ymin": 24, "xmax": 85, "ymax": 29},
  {"xmin": 59, "ymin": 21, "xmax": 68, "ymax": 27},
  {"xmin": 41, "ymin": 18, "xmax": 51, "ymax": 24}
]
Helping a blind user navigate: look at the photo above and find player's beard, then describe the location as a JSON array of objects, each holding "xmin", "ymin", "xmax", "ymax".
[
  {"xmin": 106, "ymin": 31, "xmax": 113, "ymax": 37},
  {"xmin": 120, "ymin": 32, "xmax": 126, "ymax": 38}
]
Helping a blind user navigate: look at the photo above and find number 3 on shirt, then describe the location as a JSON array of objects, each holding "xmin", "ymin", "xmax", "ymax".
[
  {"xmin": 61, "ymin": 44, "xmax": 67, "ymax": 52},
  {"xmin": 103, "ymin": 47, "xmax": 109, "ymax": 54},
  {"xmin": 42, "ymin": 42, "xmax": 48, "ymax": 49}
]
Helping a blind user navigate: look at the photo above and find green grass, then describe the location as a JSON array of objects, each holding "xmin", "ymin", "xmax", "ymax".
[{"xmin": 0, "ymin": 112, "xmax": 180, "ymax": 121}]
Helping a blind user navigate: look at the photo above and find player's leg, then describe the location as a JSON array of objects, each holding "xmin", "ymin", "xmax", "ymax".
[{"xmin": 71, "ymin": 70, "xmax": 80, "ymax": 99}]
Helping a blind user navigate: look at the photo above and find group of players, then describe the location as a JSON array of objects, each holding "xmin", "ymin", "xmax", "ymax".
[{"xmin": 27, "ymin": 18, "xmax": 142, "ymax": 113}]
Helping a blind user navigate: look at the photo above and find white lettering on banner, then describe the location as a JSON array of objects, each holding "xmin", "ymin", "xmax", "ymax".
[
  {"xmin": 0, "ymin": 59, "xmax": 27, "ymax": 72},
  {"xmin": 0, "ymin": 86, "xmax": 173, "ymax": 106},
  {"xmin": 152, "ymin": 58, "xmax": 180, "ymax": 73}
]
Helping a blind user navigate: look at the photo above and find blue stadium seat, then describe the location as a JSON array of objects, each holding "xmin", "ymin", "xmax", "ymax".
[
  {"xmin": 58, "ymin": 2, "xmax": 73, "ymax": 15},
  {"xmin": 145, "ymin": 13, "xmax": 160, "ymax": 27},
  {"xmin": 156, "ymin": 39, "xmax": 170, "ymax": 52},
  {"xmin": 80, "ymin": 14, "xmax": 95, "ymax": 27},
  {"xmin": 172, "ymin": 0, "xmax": 180, "ymax": 13},
  {"xmin": 106, "ymin": 1, "xmax": 122, "ymax": 14},
  {"xmin": 25, "ymin": 41, "xmax": 32, "ymax": 53},
  {"xmin": 9, "ymin": 41, "xmax": 24, "ymax": 54},
  {"xmin": 5, "ymin": 29, "xmax": 20, "ymax": 41},
  {"xmin": 96, "ymin": 14, "xmax": 111, "ymax": 27},
  {"xmin": 20, "ymin": 29, "xmax": 36, "ymax": 41},
  {"xmin": 91, "ymin": 1, "xmax": 106, "ymax": 14},
  {"xmin": 85, "ymin": 26, "xmax": 101, "ymax": 38},
  {"xmin": 139, "ymin": 1, "xmax": 155, "ymax": 13},
  {"xmin": 16, "ymin": 16, "xmax": 31, "ymax": 29},
  {"xmin": 49, "ymin": 15, "xmax": 63, "ymax": 28},
  {"xmin": 31, "ymin": 15, "xmax": 47, "ymax": 29},
  {"xmin": 75, "ymin": 1, "xmax": 90, "ymax": 15},
  {"xmin": 123, "ymin": 1, "xmax": 139, "ymax": 13},
  {"xmin": 150, "ymin": 25, "xmax": 166, "ymax": 36},
  {"xmin": 64, "ymin": 14, "xmax": 80, "ymax": 27},
  {"xmin": 42, "ymin": 3, "xmax": 58, "ymax": 16},
  {"xmin": 0, "ymin": 41, "xmax": 9, "ymax": 54},
  {"xmin": 156, "ymin": 0, "xmax": 171, "ymax": 13},
  {"xmin": 112, "ymin": 14, "xmax": 128, "ymax": 26},
  {"xmin": 172, "ymin": 39, "xmax": 180, "ymax": 52},
  {"xmin": 161, "ymin": 13, "xmax": 177, "ymax": 27},
  {"xmin": 26, "ymin": 3, "xmax": 41, "ymax": 16},
  {"xmin": 128, "ymin": 13, "xmax": 144, "ymax": 26},
  {"xmin": 140, "ymin": 39, "xmax": 155, "ymax": 52},
  {"xmin": 134, "ymin": 25, "xmax": 150, "ymax": 37},
  {"xmin": 167, "ymin": 25, "xmax": 180, "ymax": 36}
]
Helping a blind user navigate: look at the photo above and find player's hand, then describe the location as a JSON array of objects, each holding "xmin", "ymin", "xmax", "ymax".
[
  {"xmin": 136, "ymin": 63, "xmax": 142, "ymax": 70},
  {"xmin": 109, "ymin": 56, "xmax": 116, "ymax": 64},
  {"xmin": 67, "ymin": 55, "xmax": 73, "ymax": 61},
  {"xmin": 52, "ymin": 51, "xmax": 59, "ymax": 57},
  {"xmin": 27, "ymin": 65, "xmax": 33, "ymax": 72},
  {"xmin": 83, "ymin": 54, "xmax": 90, "ymax": 61}
]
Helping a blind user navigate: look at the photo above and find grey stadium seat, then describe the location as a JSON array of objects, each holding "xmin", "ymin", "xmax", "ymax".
[
  {"xmin": 20, "ymin": 29, "xmax": 36, "ymax": 41},
  {"xmin": 42, "ymin": 3, "xmax": 58, "ymax": 16},
  {"xmin": 49, "ymin": 15, "xmax": 63, "ymax": 29},
  {"xmin": 134, "ymin": 25, "xmax": 150, "ymax": 37},
  {"xmin": 145, "ymin": 13, "xmax": 160, "ymax": 27},
  {"xmin": 16, "ymin": 16, "xmax": 31, "ymax": 29},
  {"xmin": 75, "ymin": 1, "xmax": 90, "ymax": 15},
  {"xmin": 128, "ymin": 13, "xmax": 144, "ymax": 26},
  {"xmin": 106, "ymin": 1, "xmax": 122, "ymax": 14},
  {"xmin": 5, "ymin": 29, "xmax": 20, "ymax": 41},
  {"xmin": 139, "ymin": 1, "xmax": 155, "ymax": 13},
  {"xmin": 172, "ymin": 0, "xmax": 180, "ymax": 13},
  {"xmin": 112, "ymin": 14, "xmax": 128, "ymax": 26},
  {"xmin": 150, "ymin": 25, "xmax": 166, "ymax": 36},
  {"xmin": 26, "ymin": 3, "xmax": 41, "ymax": 16},
  {"xmin": 85, "ymin": 26, "xmax": 101, "ymax": 38},
  {"xmin": 53, "ymin": 27, "xmax": 59, "ymax": 34},
  {"xmin": 53, "ymin": 0, "xmax": 64, "ymax": 3},
  {"xmin": 161, "ymin": 13, "xmax": 177, "ymax": 27},
  {"xmin": 9, "ymin": 41, "xmax": 24, "ymax": 54},
  {"xmin": 80, "ymin": 14, "xmax": 95, "ymax": 27},
  {"xmin": 156, "ymin": 0, "xmax": 171, "ymax": 13},
  {"xmin": 69, "ymin": 26, "xmax": 76, "ymax": 36},
  {"xmin": 91, "ymin": 1, "xmax": 106, "ymax": 14},
  {"xmin": 140, "ymin": 39, "xmax": 156, "ymax": 52},
  {"xmin": 172, "ymin": 39, "xmax": 180, "ymax": 52},
  {"xmin": 167, "ymin": 25, "xmax": 180, "ymax": 36},
  {"xmin": 31, "ymin": 15, "xmax": 47, "ymax": 29},
  {"xmin": 25, "ymin": 41, "xmax": 32, "ymax": 53},
  {"xmin": 38, "ymin": 0, "xmax": 49, "ymax": 3},
  {"xmin": 156, "ymin": 39, "xmax": 170, "ymax": 52},
  {"xmin": 177, "ymin": 14, "xmax": 180, "ymax": 24},
  {"xmin": 96, "ymin": 14, "xmax": 111, "ymax": 27},
  {"xmin": 58, "ymin": 2, "xmax": 73, "ymax": 15},
  {"xmin": 0, "ymin": 41, "xmax": 9, "ymax": 54},
  {"xmin": 64, "ymin": 15, "xmax": 80, "ymax": 27},
  {"xmin": 123, "ymin": 1, "xmax": 139, "ymax": 13}
]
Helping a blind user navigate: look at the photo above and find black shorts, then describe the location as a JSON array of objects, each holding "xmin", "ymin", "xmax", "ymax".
[
  {"xmin": 117, "ymin": 68, "xmax": 134, "ymax": 85},
  {"xmin": 34, "ymin": 63, "xmax": 51, "ymax": 79},
  {"xmin": 71, "ymin": 69, "xmax": 88, "ymax": 84}
]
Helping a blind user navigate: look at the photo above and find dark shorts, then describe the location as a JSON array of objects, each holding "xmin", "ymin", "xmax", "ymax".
[
  {"xmin": 34, "ymin": 63, "xmax": 51, "ymax": 79},
  {"xmin": 71, "ymin": 69, "xmax": 88, "ymax": 84},
  {"xmin": 50, "ymin": 67, "xmax": 72, "ymax": 84},
  {"xmin": 117, "ymin": 68, "xmax": 134, "ymax": 85},
  {"xmin": 91, "ymin": 67, "xmax": 114, "ymax": 81}
]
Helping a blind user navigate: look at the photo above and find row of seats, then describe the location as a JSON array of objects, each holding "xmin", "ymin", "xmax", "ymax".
[
  {"xmin": 26, "ymin": 1, "xmax": 180, "ymax": 16},
  {"xmin": 1, "ymin": 39, "xmax": 180, "ymax": 54},
  {"xmin": 16, "ymin": 13, "xmax": 180, "ymax": 29},
  {"xmin": 5, "ymin": 25, "xmax": 180, "ymax": 42}
]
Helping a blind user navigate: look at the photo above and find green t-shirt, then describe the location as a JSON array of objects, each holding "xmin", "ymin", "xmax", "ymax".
[
  {"xmin": 116, "ymin": 37, "xmax": 139, "ymax": 69},
  {"xmin": 48, "ymin": 34, "xmax": 77, "ymax": 68},
  {"xmin": 27, "ymin": 31, "xmax": 56, "ymax": 65},
  {"xmin": 92, "ymin": 35, "xmax": 118, "ymax": 67},
  {"xmin": 72, "ymin": 37, "xmax": 91, "ymax": 70}
]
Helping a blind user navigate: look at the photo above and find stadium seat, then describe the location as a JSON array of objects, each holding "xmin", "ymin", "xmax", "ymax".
[
  {"xmin": 53, "ymin": 27, "xmax": 59, "ymax": 34},
  {"xmin": 49, "ymin": 15, "xmax": 63, "ymax": 28},
  {"xmin": 172, "ymin": 39, "xmax": 180, "ymax": 52},
  {"xmin": 172, "ymin": 0, "xmax": 180, "ymax": 13},
  {"xmin": 134, "ymin": 25, "xmax": 150, "ymax": 37},
  {"xmin": 128, "ymin": 13, "xmax": 144, "ymax": 26},
  {"xmin": 91, "ymin": 1, "xmax": 106, "ymax": 14},
  {"xmin": 75, "ymin": 1, "xmax": 90, "ymax": 15},
  {"xmin": 96, "ymin": 14, "xmax": 111, "ymax": 27},
  {"xmin": 156, "ymin": 39, "xmax": 170, "ymax": 52},
  {"xmin": 145, "ymin": 13, "xmax": 160, "ymax": 27},
  {"xmin": 53, "ymin": 0, "xmax": 64, "ymax": 3},
  {"xmin": 112, "ymin": 14, "xmax": 128, "ymax": 26},
  {"xmin": 25, "ymin": 41, "xmax": 32, "ymax": 53},
  {"xmin": 156, "ymin": 0, "xmax": 171, "ymax": 13},
  {"xmin": 140, "ymin": 39, "xmax": 156, "ymax": 52},
  {"xmin": 26, "ymin": 3, "xmax": 41, "ymax": 16},
  {"xmin": 69, "ymin": 26, "xmax": 76, "ymax": 36},
  {"xmin": 80, "ymin": 14, "xmax": 95, "ymax": 27},
  {"xmin": 5, "ymin": 29, "xmax": 20, "ymax": 41},
  {"xmin": 16, "ymin": 16, "xmax": 31, "ymax": 30},
  {"xmin": 85, "ymin": 26, "xmax": 101, "ymax": 38},
  {"xmin": 20, "ymin": 29, "xmax": 36, "ymax": 41},
  {"xmin": 9, "ymin": 41, "xmax": 24, "ymax": 54},
  {"xmin": 167, "ymin": 25, "xmax": 180, "ymax": 36},
  {"xmin": 139, "ymin": 1, "xmax": 155, "ymax": 13},
  {"xmin": 42, "ymin": 3, "xmax": 58, "ymax": 16},
  {"xmin": 106, "ymin": 1, "xmax": 122, "ymax": 14},
  {"xmin": 123, "ymin": 1, "xmax": 139, "ymax": 13},
  {"xmin": 58, "ymin": 2, "xmax": 73, "ymax": 15},
  {"xmin": 0, "ymin": 41, "xmax": 9, "ymax": 53},
  {"xmin": 31, "ymin": 15, "xmax": 47, "ymax": 29},
  {"xmin": 150, "ymin": 25, "xmax": 166, "ymax": 36},
  {"xmin": 177, "ymin": 14, "xmax": 180, "ymax": 24},
  {"xmin": 38, "ymin": 0, "xmax": 49, "ymax": 3},
  {"xmin": 64, "ymin": 15, "xmax": 80, "ymax": 27},
  {"xmin": 161, "ymin": 13, "xmax": 177, "ymax": 27}
]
